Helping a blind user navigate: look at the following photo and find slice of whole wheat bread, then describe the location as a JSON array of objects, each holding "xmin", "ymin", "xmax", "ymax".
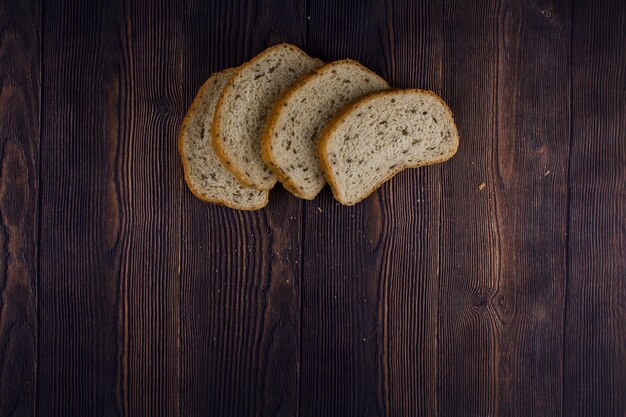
[
  {"xmin": 318, "ymin": 89, "xmax": 459, "ymax": 205},
  {"xmin": 179, "ymin": 68, "xmax": 269, "ymax": 210},
  {"xmin": 212, "ymin": 43, "xmax": 323, "ymax": 190},
  {"xmin": 261, "ymin": 60, "xmax": 389, "ymax": 199}
]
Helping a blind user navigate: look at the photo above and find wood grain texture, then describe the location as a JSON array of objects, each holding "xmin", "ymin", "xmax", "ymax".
[
  {"xmin": 302, "ymin": 1, "xmax": 443, "ymax": 416},
  {"xmin": 437, "ymin": 1, "xmax": 501, "ymax": 415},
  {"xmin": 489, "ymin": 0, "xmax": 570, "ymax": 414},
  {"xmin": 179, "ymin": 1, "xmax": 306, "ymax": 416},
  {"xmin": 6, "ymin": 0, "xmax": 625, "ymax": 415},
  {"xmin": 0, "ymin": 0, "xmax": 40, "ymax": 415},
  {"xmin": 564, "ymin": 0, "xmax": 626, "ymax": 416},
  {"xmin": 39, "ymin": 0, "xmax": 124, "ymax": 415},
  {"xmin": 438, "ymin": 0, "xmax": 570, "ymax": 416},
  {"xmin": 118, "ymin": 0, "xmax": 184, "ymax": 415}
]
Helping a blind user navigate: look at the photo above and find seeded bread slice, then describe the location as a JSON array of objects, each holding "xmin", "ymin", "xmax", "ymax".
[
  {"xmin": 212, "ymin": 44, "xmax": 323, "ymax": 190},
  {"xmin": 261, "ymin": 60, "xmax": 389, "ymax": 200},
  {"xmin": 179, "ymin": 69, "xmax": 269, "ymax": 210},
  {"xmin": 318, "ymin": 89, "xmax": 459, "ymax": 205}
]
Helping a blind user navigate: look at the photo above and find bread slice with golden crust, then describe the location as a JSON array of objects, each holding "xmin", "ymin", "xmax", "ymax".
[
  {"xmin": 261, "ymin": 60, "xmax": 389, "ymax": 199},
  {"xmin": 212, "ymin": 43, "xmax": 323, "ymax": 190},
  {"xmin": 179, "ymin": 68, "xmax": 269, "ymax": 210},
  {"xmin": 318, "ymin": 89, "xmax": 459, "ymax": 205}
]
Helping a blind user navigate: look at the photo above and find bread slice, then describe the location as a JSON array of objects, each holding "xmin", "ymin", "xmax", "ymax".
[
  {"xmin": 261, "ymin": 60, "xmax": 389, "ymax": 200},
  {"xmin": 318, "ymin": 89, "xmax": 459, "ymax": 205},
  {"xmin": 212, "ymin": 44, "xmax": 323, "ymax": 190},
  {"xmin": 179, "ymin": 68, "xmax": 269, "ymax": 210}
]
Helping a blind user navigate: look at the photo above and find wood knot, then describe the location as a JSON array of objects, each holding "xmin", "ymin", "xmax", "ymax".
[
  {"xmin": 493, "ymin": 291, "xmax": 516, "ymax": 325},
  {"xmin": 474, "ymin": 295, "xmax": 488, "ymax": 308},
  {"xmin": 541, "ymin": 8, "xmax": 554, "ymax": 19}
]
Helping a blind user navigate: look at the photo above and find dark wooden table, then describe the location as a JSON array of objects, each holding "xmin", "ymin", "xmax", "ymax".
[{"xmin": 2, "ymin": 0, "xmax": 624, "ymax": 416}]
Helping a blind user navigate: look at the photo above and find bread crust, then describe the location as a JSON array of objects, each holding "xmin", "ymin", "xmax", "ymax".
[
  {"xmin": 213, "ymin": 43, "xmax": 320, "ymax": 191},
  {"xmin": 179, "ymin": 70, "xmax": 269, "ymax": 210},
  {"xmin": 317, "ymin": 89, "xmax": 459, "ymax": 205},
  {"xmin": 261, "ymin": 59, "xmax": 388, "ymax": 200}
]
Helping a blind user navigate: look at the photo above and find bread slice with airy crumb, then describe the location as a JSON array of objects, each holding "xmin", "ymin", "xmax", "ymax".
[
  {"xmin": 261, "ymin": 60, "xmax": 389, "ymax": 200},
  {"xmin": 212, "ymin": 43, "xmax": 323, "ymax": 190},
  {"xmin": 318, "ymin": 89, "xmax": 459, "ymax": 205},
  {"xmin": 179, "ymin": 68, "xmax": 269, "ymax": 210}
]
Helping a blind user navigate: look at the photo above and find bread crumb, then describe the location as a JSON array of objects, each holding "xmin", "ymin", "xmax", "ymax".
[
  {"xmin": 478, "ymin": 182, "xmax": 486, "ymax": 190},
  {"xmin": 317, "ymin": 207, "xmax": 323, "ymax": 213},
  {"xmin": 544, "ymin": 170, "xmax": 551, "ymax": 176}
]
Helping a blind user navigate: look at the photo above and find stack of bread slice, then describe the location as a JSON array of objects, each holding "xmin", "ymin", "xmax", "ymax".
[{"xmin": 179, "ymin": 43, "xmax": 459, "ymax": 209}]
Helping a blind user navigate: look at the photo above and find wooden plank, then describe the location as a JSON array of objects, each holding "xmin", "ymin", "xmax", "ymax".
[
  {"xmin": 39, "ymin": 0, "xmax": 125, "ymax": 415},
  {"xmin": 301, "ymin": 1, "xmax": 443, "ymax": 416},
  {"xmin": 0, "ymin": 0, "xmax": 40, "ymax": 415},
  {"xmin": 438, "ymin": 0, "xmax": 570, "ymax": 416},
  {"xmin": 41, "ymin": 0, "xmax": 185, "ymax": 414},
  {"xmin": 118, "ymin": 0, "xmax": 184, "ymax": 415},
  {"xmin": 564, "ymin": 0, "xmax": 626, "ymax": 416},
  {"xmin": 178, "ymin": 1, "xmax": 305, "ymax": 416},
  {"xmin": 437, "ymin": 1, "xmax": 500, "ymax": 408}
]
